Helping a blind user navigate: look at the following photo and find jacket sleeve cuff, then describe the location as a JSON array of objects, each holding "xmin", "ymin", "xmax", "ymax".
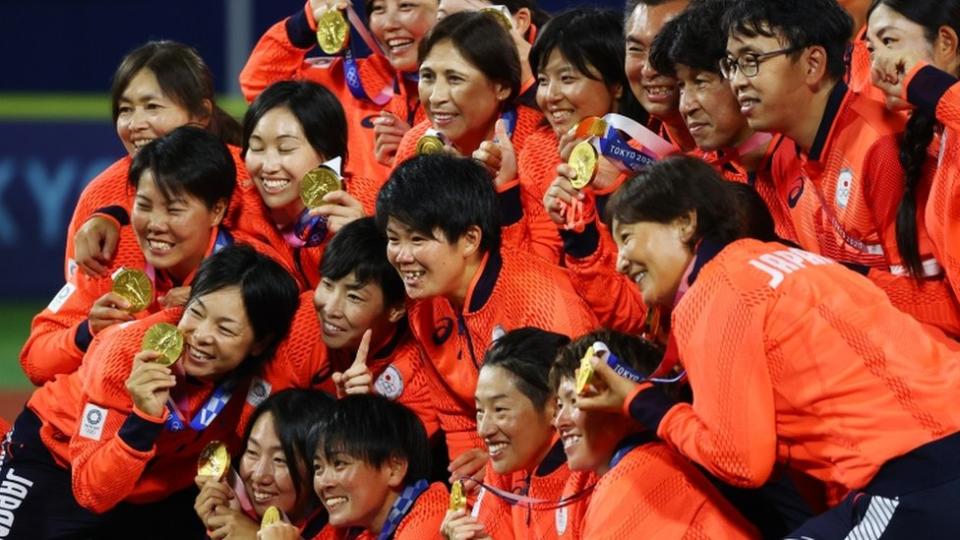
[
  {"xmin": 286, "ymin": 2, "xmax": 318, "ymax": 49},
  {"xmin": 906, "ymin": 64, "xmax": 958, "ymax": 116},
  {"xmin": 92, "ymin": 205, "xmax": 129, "ymax": 227},
  {"xmin": 560, "ymin": 221, "xmax": 600, "ymax": 259},
  {"xmin": 626, "ymin": 382, "xmax": 676, "ymax": 432},
  {"xmin": 75, "ymin": 320, "xmax": 94, "ymax": 352},
  {"xmin": 497, "ymin": 183, "xmax": 523, "ymax": 226},
  {"xmin": 118, "ymin": 407, "xmax": 167, "ymax": 452}
]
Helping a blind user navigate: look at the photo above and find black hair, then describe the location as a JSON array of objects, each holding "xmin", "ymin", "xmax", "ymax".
[
  {"xmin": 319, "ymin": 217, "xmax": 405, "ymax": 308},
  {"xmin": 530, "ymin": 8, "xmax": 631, "ymax": 107},
  {"xmin": 550, "ymin": 329, "xmax": 664, "ymax": 392},
  {"xmin": 241, "ymin": 80, "xmax": 348, "ymax": 166},
  {"xmin": 188, "ymin": 244, "xmax": 300, "ymax": 373},
  {"xmin": 867, "ymin": 0, "xmax": 960, "ymax": 278},
  {"xmin": 481, "ymin": 327, "xmax": 571, "ymax": 412},
  {"xmin": 651, "ymin": 0, "xmax": 732, "ymax": 76},
  {"xmin": 419, "ymin": 11, "xmax": 522, "ymax": 103},
  {"xmin": 363, "ymin": 0, "xmax": 440, "ymax": 23},
  {"xmin": 129, "ymin": 126, "xmax": 236, "ymax": 210},
  {"xmin": 376, "ymin": 154, "xmax": 501, "ymax": 254},
  {"xmin": 242, "ymin": 389, "xmax": 336, "ymax": 505},
  {"xmin": 111, "ymin": 41, "xmax": 241, "ymax": 146},
  {"xmin": 499, "ymin": 0, "xmax": 551, "ymax": 33},
  {"xmin": 722, "ymin": 0, "xmax": 853, "ymax": 80},
  {"xmin": 605, "ymin": 155, "xmax": 754, "ymax": 247},
  {"xmin": 728, "ymin": 182, "xmax": 779, "ymax": 243},
  {"xmin": 318, "ymin": 394, "xmax": 431, "ymax": 485}
]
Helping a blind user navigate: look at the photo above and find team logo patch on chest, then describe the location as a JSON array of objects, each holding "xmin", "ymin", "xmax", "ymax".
[
  {"xmin": 374, "ymin": 365, "xmax": 404, "ymax": 400},
  {"xmin": 835, "ymin": 168, "xmax": 853, "ymax": 209}
]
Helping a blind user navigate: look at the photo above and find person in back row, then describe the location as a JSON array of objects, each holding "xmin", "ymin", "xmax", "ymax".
[
  {"xmin": 723, "ymin": 0, "xmax": 960, "ymax": 335},
  {"xmin": 68, "ymin": 41, "xmax": 277, "ymax": 285},
  {"xmin": 241, "ymin": 0, "xmax": 437, "ymax": 179},
  {"xmin": 581, "ymin": 156, "xmax": 960, "ymax": 538},
  {"xmin": 375, "ymin": 154, "xmax": 597, "ymax": 487}
]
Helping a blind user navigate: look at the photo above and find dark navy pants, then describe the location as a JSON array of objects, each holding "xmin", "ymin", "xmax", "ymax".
[{"xmin": 787, "ymin": 431, "xmax": 960, "ymax": 540}]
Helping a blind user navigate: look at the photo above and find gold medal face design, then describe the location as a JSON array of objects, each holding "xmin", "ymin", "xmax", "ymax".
[
  {"xmin": 568, "ymin": 142, "xmax": 599, "ymax": 190},
  {"xmin": 300, "ymin": 167, "xmax": 342, "ymax": 209},
  {"xmin": 480, "ymin": 7, "xmax": 513, "ymax": 30},
  {"xmin": 261, "ymin": 506, "xmax": 281, "ymax": 528},
  {"xmin": 449, "ymin": 480, "xmax": 467, "ymax": 512},
  {"xmin": 316, "ymin": 9, "xmax": 350, "ymax": 54},
  {"xmin": 112, "ymin": 268, "xmax": 153, "ymax": 313},
  {"xmin": 575, "ymin": 345, "xmax": 596, "ymax": 395},
  {"xmin": 141, "ymin": 323, "xmax": 184, "ymax": 367},
  {"xmin": 416, "ymin": 134, "xmax": 447, "ymax": 156},
  {"xmin": 197, "ymin": 441, "xmax": 230, "ymax": 479}
]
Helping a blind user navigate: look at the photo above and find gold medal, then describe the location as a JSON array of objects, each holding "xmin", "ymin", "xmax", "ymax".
[
  {"xmin": 316, "ymin": 9, "xmax": 350, "ymax": 55},
  {"xmin": 112, "ymin": 268, "xmax": 153, "ymax": 313},
  {"xmin": 300, "ymin": 166, "xmax": 342, "ymax": 209},
  {"xmin": 575, "ymin": 345, "xmax": 596, "ymax": 395},
  {"xmin": 480, "ymin": 7, "xmax": 513, "ymax": 30},
  {"xmin": 141, "ymin": 322, "xmax": 184, "ymax": 367},
  {"xmin": 416, "ymin": 134, "xmax": 447, "ymax": 156},
  {"xmin": 261, "ymin": 506, "xmax": 281, "ymax": 528},
  {"xmin": 568, "ymin": 141, "xmax": 599, "ymax": 190},
  {"xmin": 449, "ymin": 480, "xmax": 467, "ymax": 512},
  {"xmin": 197, "ymin": 441, "xmax": 230, "ymax": 480}
]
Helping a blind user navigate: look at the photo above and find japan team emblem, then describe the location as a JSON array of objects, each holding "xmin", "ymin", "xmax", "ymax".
[
  {"xmin": 836, "ymin": 168, "xmax": 853, "ymax": 209},
  {"xmin": 374, "ymin": 365, "xmax": 404, "ymax": 400}
]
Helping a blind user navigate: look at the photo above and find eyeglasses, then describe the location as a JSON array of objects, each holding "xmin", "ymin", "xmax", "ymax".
[{"xmin": 719, "ymin": 47, "xmax": 801, "ymax": 79}]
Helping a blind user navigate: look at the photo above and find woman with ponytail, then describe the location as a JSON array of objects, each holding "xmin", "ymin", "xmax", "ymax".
[{"xmin": 866, "ymin": 0, "xmax": 960, "ymax": 336}]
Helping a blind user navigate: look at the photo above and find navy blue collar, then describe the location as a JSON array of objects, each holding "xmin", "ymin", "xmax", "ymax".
[
  {"xmin": 686, "ymin": 240, "xmax": 729, "ymax": 288},
  {"xmin": 467, "ymin": 248, "xmax": 503, "ymax": 313},
  {"xmin": 806, "ymin": 81, "xmax": 848, "ymax": 162}
]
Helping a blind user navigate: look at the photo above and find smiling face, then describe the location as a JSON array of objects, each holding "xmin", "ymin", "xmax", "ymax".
[
  {"xmin": 240, "ymin": 412, "xmax": 308, "ymax": 521},
  {"xmin": 612, "ymin": 217, "xmax": 694, "ymax": 308},
  {"xmin": 245, "ymin": 106, "xmax": 324, "ymax": 221},
  {"xmin": 725, "ymin": 32, "xmax": 810, "ymax": 135},
  {"xmin": 624, "ymin": 1, "xmax": 688, "ymax": 122},
  {"xmin": 676, "ymin": 65, "xmax": 752, "ymax": 151},
  {"xmin": 313, "ymin": 272, "xmax": 402, "ymax": 350},
  {"xmin": 536, "ymin": 49, "xmax": 622, "ymax": 135},
  {"xmin": 475, "ymin": 365, "xmax": 557, "ymax": 475},
  {"xmin": 553, "ymin": 377, "xmax": 630, "ymax": 473},
  {"xmin": 178, "ymin": 286, "xmax": 261, "ymax": 382},
  {"xmin": 116, "ymin": 68, "xmax": 203, "ymax": 157},
  {"xmin": 384, "ymin": 217, "xmax": 479, "ymax": 303},
  {"xmin": 369, "ymin": 0, "xmax": 439, "ymax": 73},
  {"xmin": 419, "ymin": 39, "xmax": 510, "ymax": 154},
  {"xmin": 313, "ymin": 451, "xmax": 405, "ymax": 532},
  {"xmin": 131, "ymin": 171, "xmax": 225, "ymax": 283}
]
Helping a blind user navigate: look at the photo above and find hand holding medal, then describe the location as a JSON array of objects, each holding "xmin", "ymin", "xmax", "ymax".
[
  {"xmin": 472, "ymin": 119, "xmax": 518, "ymax": 187},
  {"xmin": 309, "ymin": 0, "xmax": 350, "ymax": 55}
]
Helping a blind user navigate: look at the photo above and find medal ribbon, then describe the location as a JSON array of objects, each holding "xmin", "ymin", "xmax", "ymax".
[
  {"xmin": 592, "ymin": 113, "xmax": 674, "ymax": 173},
  {"xmin": 343, "ymin": 6, "xmax": 398, "ymax": 106},
  {"xmin": 469, "ymin": 477, "xmax": 595, "ymax": 510},
  {"xmin": 164, "ymin": 375, "xmax": 239, "ymax": 432},
  {"xmin": 593, "ymin": 341, "xmax": 686, "ymax": 385},
  {"xmin": 377, "ymin": 479, "xmax": 429, "ymax": 540}
]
